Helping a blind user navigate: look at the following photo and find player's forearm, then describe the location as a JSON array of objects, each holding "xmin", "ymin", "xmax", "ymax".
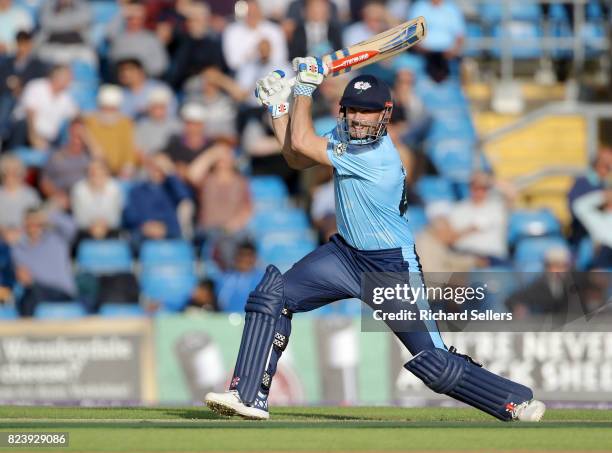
[
  {"xmin": 272, "ymin": 113, "xmax": 318, "ymax": 170},
  {"xmin": 289, "ymin": 96, "xmax": 330, "ymax": 167}
]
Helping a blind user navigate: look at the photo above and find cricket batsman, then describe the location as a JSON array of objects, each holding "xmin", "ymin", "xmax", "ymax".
[{"xmin": 205, "ymin": 57, "xmax": 546, "ymax": 422}]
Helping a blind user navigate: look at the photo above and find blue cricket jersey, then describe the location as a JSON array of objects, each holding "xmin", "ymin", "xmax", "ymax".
[{"xmin": 324, "ymin": 128, "xmax": 419, "ymax": 268}]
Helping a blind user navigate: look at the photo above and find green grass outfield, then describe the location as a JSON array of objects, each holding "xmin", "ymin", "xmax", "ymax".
[{"xmin": 0, "ymin": 406, "xmax": 611, "ymax": 452}]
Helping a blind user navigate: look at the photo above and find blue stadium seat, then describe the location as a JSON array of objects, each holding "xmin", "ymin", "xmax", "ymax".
[
  {"xmin": 77, "ymin": 239, "xmax": 133, "ymax": 274},
  {"xmin": 406, "ymin": 205, "xmax": 428, "ymax": 234},
  {"xmin": 140, "ymin": 240, "xmax": 194, "ymax": 267},
  {"xmin": 71, "ymin": 61, "xmax": 98, "ymax": 85},
  {"xmin": 99, "ymin": 303, "xmax": 145, "ymax": 318},
  {"xmin": 469, "ymin": 266, "xmax": 517, "ymax": 312},
  {"xmin": 513, "ymin": 236, "xmax": 569, "ymax": 273},
  {"xmin": 492, "ymin": 22, "xmax": 542, "ymax": 59},
  {"xmin": 415, "ymin": 78, "xmax": 467, "ymax": 112},
  {"xmin": 0, "ymin": 305, "xmax": 18, "ymax": 320},
  {"xmin": 575, "ymin": 237, "xmax": 594, "ymax": 271},
  {"xmin": 507, "ymin": 209, "xmax": 562, "ymax": 246},
  {"xmin": 91, "ymin": 1, "xmax": 121, "ymax": 49},
  {"xmin": 548, "ymin": 3, "xmax": 569, "ymax": 21},
  {"xmin": 415, "ymin": 176, "xmax": 456, "ymax": 204},
  {"xmin": 549, "ymin": 18, "xmax": 573, "ymax": 59},
  {"xmin": 34, "ymin": 302, "xmax": 87, "ymax": 319},
  {"xmin": 259, "ymin": 241, "xmax": 316, "ymax": 272},
  {"xmin": 465, "ymin": 22, "xmax": 484, "ymax": 58},
  {"xmin": 70, "ymin": 84, "xmax": 98, "ymax": 112},
  {"xmin": 141, "ymin": 264, "xmax": 197, "ymax": 312},
  {"xmin": 432, "ymin": 145, "xmax": 475, "ymax": 183},
  {"xmin": 249, "ymin": 208, "xmax": 310, "ymax": 233},
  {"xmin": 480, "ymin": 2, "xmax": 541, "ymax": 24},
  {"xmin": 249, "ymin": 176, "xmax": 289, "ymax": 211},
  {"xmin": 258, "ymin": 230, "xmax": 317, "ymax": 252},
  {"xmin": 586, "ymin": 0, "xmax": 604, "ymax": 20},
  {"xmin": 427, "ymin": 108, "xmax": 476, "ymax": 143},
  {"xmin": 13, "ymin": 147, "xmax": 50, "ymax": 168},
  {"xmin": 581, "ymin": 22, "xmax": 607, "ymax": 57}
]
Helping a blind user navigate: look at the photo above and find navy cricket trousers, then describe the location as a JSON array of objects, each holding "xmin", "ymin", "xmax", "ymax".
[{"xmin": 282, "ymin": 234, "xmax": 446, "ymax": 355}]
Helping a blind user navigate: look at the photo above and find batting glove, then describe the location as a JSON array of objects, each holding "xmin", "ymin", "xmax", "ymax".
[
  {"xmin": 254, "ymin": 70, "xmax": 292, "ymax": 118},
  {"xmin": 292, "ymin": 56, "xmax": 325, "ymax": 97}
]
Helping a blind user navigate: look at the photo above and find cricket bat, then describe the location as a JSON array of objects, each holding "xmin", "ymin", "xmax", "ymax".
[{"xmin": 290, "ymin": 16, "xmax": 426, "ymax": 83}]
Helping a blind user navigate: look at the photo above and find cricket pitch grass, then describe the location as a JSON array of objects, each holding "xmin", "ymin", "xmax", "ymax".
[{"xmin": 0, "ymin": 406, "xmax": 610, "ymax": 452}]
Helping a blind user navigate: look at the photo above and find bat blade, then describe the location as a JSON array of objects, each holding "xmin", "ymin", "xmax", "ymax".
[{"xmin": 323, "ymin": 16, "xmax": 426, "ymax": 76}]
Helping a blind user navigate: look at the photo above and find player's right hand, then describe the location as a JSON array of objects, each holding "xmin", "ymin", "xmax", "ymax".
[{"xmin": 255, "ymin": 70, "xmax": 292, "ymax": 108}]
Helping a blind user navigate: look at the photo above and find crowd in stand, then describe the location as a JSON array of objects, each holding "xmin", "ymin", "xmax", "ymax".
[{"xmin": 0, "ymin": 0, "xmax": 610, "ymax": 319}]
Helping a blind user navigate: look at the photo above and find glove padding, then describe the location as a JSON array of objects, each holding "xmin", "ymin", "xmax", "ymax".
[
  {"xmin": 255, "ymin": 70, "xmax": 292, "ymax": 107},
  {"xmin": 292, "ymin": 57, "xmax": 325, "ymax": 97}
]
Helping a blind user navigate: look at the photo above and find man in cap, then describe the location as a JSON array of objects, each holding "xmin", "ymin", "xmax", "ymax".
[{"xmin": 205, "ymin": 57, "xmax": 545, "ymax": 423}]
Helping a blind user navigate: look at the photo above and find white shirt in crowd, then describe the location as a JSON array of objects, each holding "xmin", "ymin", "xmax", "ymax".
[
  {"xmin": 310, "ymin": 180, "xmax": 336, "ymax": 222},
  {"xmin": 71, "ymin": 179, "xmax": 123, "ymax": 230},
  {"xmin": 20, "ymin": 78, "xmax": 78, "ymax": 142},
  {"xmin": 449, "ymin": 196, "xmax": 508, "ymax": 258},
  {"xmin": 222, "ymin": 19, "xmax": 288, "ymax": 71}
]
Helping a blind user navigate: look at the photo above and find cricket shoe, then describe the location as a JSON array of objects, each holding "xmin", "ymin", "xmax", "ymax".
[
  {"xmin": 510, "ymin": 399, "xmax": 546, "ymax": 422},
  {"xmin": 204, "ymin": 390, "xmax": 270, "ymax": 420}
]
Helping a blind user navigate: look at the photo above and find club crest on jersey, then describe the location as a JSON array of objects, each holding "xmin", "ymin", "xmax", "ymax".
[
  {"xmin": 354, "ymin": 81, "xmax": 371, "ymax": 93},
  {"xmin": 333, "ymin": 142, "xmax": 347, "ymax": 156}
]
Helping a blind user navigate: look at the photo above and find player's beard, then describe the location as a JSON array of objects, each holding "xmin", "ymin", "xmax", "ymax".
[{"xmin": 348, "ymin": 119, "xmax": 380, "ymax": 140}]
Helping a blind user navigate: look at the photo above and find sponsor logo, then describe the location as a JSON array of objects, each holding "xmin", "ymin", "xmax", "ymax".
[
  {"xmin": 333, "ymin": 142, "xmax": 347, "ymax": 157},
  {"xmin": 505, "ymin": 402, "xmax": 517, "ymax": 413},
  {"xmin": 330, "ymin": 51, "xmax": 378, "ymax": 72}
]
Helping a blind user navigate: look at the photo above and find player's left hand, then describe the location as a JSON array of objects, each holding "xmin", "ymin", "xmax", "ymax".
[
  {"xmin": 293, "ymin": 56, "xmax": 325, "ymax": 97},
  {"xmin": 254, "ymin": 69, "xmax": 292, "ymax": 107}
]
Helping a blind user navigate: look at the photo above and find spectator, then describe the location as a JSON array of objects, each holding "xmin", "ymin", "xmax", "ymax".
[
  {"xmin": 183, "ymin": 67, "xmax": 247, "ymax": 140},
  {"xmin": 0, "ymin": 154, "xmax": 40, "ymax": 232},
  {"xmin": 0, "ymin": 238, "xmax": 15, "ymax": 303},
  {"xmin": 235, "ymin": 38, "xmax": 292, "ymax": 109},
  {"xmin": 393, "ymin": 68, "xmax": 430, "ymax": 150},
  {"xmin": 409, "ymin": 0, "xmax": 466, "ymax": 81},
  {"xmin": 216, "ymin": 241, "xmax": 264, "ymax": 312},
  {"xmin": 116, "ymin": 58, "xmax": 177, "ymax": 120},
  {"xmin": 189, "ymin": 145, "xmax": 252, "ymax": 269},
  {"xmin": 169, "ymin": 2, "xmax": 227, "ymax": 90},
  {"xmin": 135, "ymin": 87, "xmax": 181, "ymax": 155},
  {"xmin": 71, "ymin": 160, "xmax": 123, "ymax": 242},
  {"xmin": 310, "ymin": 167, "xmax": 336, "ymax": 243},
  {"xmin": 505, "ymin": 246, "xmax": 591, "ymax": 322},
  {"xmin": 0, "ymin": 0, "xmax": 33, "ymax": 55},
  {"xmin": 241, "ymin": 108, "xmax": 299, "ymax": 194},
  {"xmin": 40, "ymin": 117, "xmax": 91, "ymax": 206},
  {"xmin": 163, "ymin": 103, "xmax": 212, "ymax": 183},
  {"xmin": 573, "ymin": 179, "xmax": 612, "ymax": 269},
  {"xmin": 84, "ymin": 84, "xmax": 139, "ymax": 177},
  {"xmin": 123, "ymin": 153, "xmax": 194, "ymax": 243},
  {"xmin": 0, "ymin": 30, "xmax": 48, "ymax": 145},
  {"xmin": 110, "ymin": 2, "xmax": 169, "ymax": 78},
  {"xmin": 568, "ymin": 148, "xmax": 612, "ymax": 244},
  {"xmin": 36, "ymin": 0, "xmax": 96, "ymax": 66},
  {"xmin": 186, "ymin": 278, "xmax": 220, "ymax": 312},
  {"xmin": 222, "ymin": 0, "xmax": 288, "ymax": 74},
  {"xmin": 447, "ymin": 172, "xmax": 509, "ymax": 263},
  {"xmin": 415, "ymin": 201, "xmax": 482, "ymax": 273},
  {"xmin": 288, "ymin": 0, "xmax": 343, "ymax": 60},
  {"xmin": 283, "ymin": 0, "xmax": 343, "ymax": 40},
  {"xmin": 10, "ymin": 64, "xmax": 77, "ymax": 150},
  {"xmin": 343, "ymin": 1, "xmax": 392, "ymax": 47},
  {"xmin": 11, "ymin": 206, "xmax": 85, "ymax": 317}
]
